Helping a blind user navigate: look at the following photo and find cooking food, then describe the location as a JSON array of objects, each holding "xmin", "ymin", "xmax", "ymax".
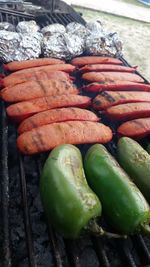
[
  {"xmin": 79, "ymin": 64, "xmax": 136, "ymax": 74},
  {"xmin": 0, "ymin": 31, "xmax": 42, "ymax": 62},
  {"xmin": 0, "ymin": 70, "xmax": 73, "ymax": 88},
  {"xmin": 82, "ymin": 81, "xmax": 150, "ymax": 92},
  {"xmin": 17, "ymin": 121, "xmax": 112, "ymax": 154},
  {"xmin": 105, "ymin": 102, "xmax": 150, "ymax": 120},
  {"xmin": 66, "ymin": 22, "xmax": 89, "ymax": 38},
  {"xmin": 41, "ymin": 23, "xmax": 66, "ymax": 35},
  {"xmin": 84, "ymin": 144, "xmax": 150, "ymax": 235},
  {"xmin": 18, "ymin": 107, "xmax": 99, "ymax": 134},
  {"xmin": 71, "ymin": 56, "xmax": 123, "ymax": 66},
  {"xmin": 16, "ymin": 20, "xmax": 40, "ymax": 33},
  {"xmin": 118, "ymin": 137, "xmax": 150, "ymax": 203},
  {"xmin": 1, "ymin": 79, "xmax": 78, "ymax": 102},
  {"xmin": 3, "ymin": 58, "xmax": 65, "ymax": 71},
  {"xmin": 93, "ymin": 91, "xmax": 150, "ymax": 110},
  {"xmin": 40, "ymin": 144, "xmax": 102, "ymax": 239},
  {"xmin": 0, "ymin": 22, "xmax": 15, "ymax": 31},
  {"xmin": 82, "ymin": 72, "xmax": 144, "ymax": 83},
  {"xmin": 117, "ymin": 118, "xmax": 150, "ymax": 138},
  {"xmin": 147, "ymin": 144, "xmax": 150, "ymax": 154},
  {"xmin": 6, "ymin": 95, "xmax": 91, "ymax": 122}
]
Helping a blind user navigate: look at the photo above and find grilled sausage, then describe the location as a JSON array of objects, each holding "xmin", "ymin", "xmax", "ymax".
[{"xmin": 71, "ymin": 56, "xmax": 123, "ymax": 66}]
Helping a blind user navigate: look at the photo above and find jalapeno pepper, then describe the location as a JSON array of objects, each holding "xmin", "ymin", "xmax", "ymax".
[
  {"xmin": 84, "ymin": 144, "xmax": 150, "ymax": 236},
  {"xmin": 40, "ymin": 144, "xmax": 102, "ymax": 239},
  {"xmin": 118, "ymin": 137, "xmax": 150, "ymax": 204}
]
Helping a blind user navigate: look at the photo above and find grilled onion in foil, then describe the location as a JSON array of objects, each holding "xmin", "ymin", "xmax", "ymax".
[
  {"xmin": 42, "ymin": 32, "xmax": 84, "ymax": 60},
  {"xmin": 41, "ymin": 24, "xmax": 66, "ymax": 36},
  {"xmin": 0, "ymin": 31, "xmax": 42, "ymax": 62},
  {"xmin": 0, "ymin": 22, "xmax": 15, "ymax": 32},
  {"xmin": 66, "ymin": 22, "xmax": 89, "ymax": 38},
  {"xmin": 16, "ymin": 20, "xmax": 40, "ymax": 33}
]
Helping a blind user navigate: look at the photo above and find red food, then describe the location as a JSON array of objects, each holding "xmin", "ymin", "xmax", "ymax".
[
  {"xmin": 1, "ymin": 79, "xmax": 78, "ymax": 102},
  {"xmin": 71, "ymin": 56, "xmax": 123, "ymax": 66},
  {"xmin": 18, "ymin": 107, "xmax": 99, "ymax": 134},
  {"xmin": 82, "ymin": 81, "xmax": 150, "ymax": 92},
  {"xmin": 6, "ymin": 95, "xmax": 91, "ymax": 122},
  {"xmin": 82, "ymin": 72, "xmax": 144, "ymax": 83},
  {"xmin": 79, "ymin": 64, "xmax": 136, "ymax": 73},
  {"xmin": 4, "ymin": 58, "xmax": 65, "ymax": 71},
  {"xmin": 0, "ymin": 71, "xmax": 73, "ymax": 88},
  {"xmin": 17, "ymin": 121, "xmax": 112, "ymax": 155},
  {"xmin": 93, "ymin": 91, "xmax": 150, "ymax": 110},
  {"xmin": 105, "ymin": 102, "xmax": 150, "ymax": 121},
  {"xmin": 117, "ymin": 118, "xmax": 150, "ymax": 139}
]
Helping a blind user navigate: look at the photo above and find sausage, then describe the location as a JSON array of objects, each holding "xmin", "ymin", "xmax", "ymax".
[
  {"xmin": 105, "ymin": 102, "xmax": 150, "ymax": 121},
  {"xmin": 82, "ymin": 81, "xmax": 150, "ymax": 92},
  {"xmin": 79, "ymin": 64, "xmax": 136, "ymax": 73},
  {"xmin": 71, "ymin": 56, "xmax": 123, "ymax": 66},
  {"xmin": 82, "ymin": 72, "xmax": 144, "ymax": 83},
  {"xmin": 18, "ymin": 107, "xmax": 100, "ymax": 134},
  {"xmin": 3, "ymin": 58, "xmax": 65, "ymax": 71},
  {"xmin": 17, "ymin": 121, "xmax": 113, "ymax": 154},
  {"xmin": 0, "ymin": 71, "xmax": 73, "ymax": 88},
  {"xmin": 6, "ymin": 95, "xmax": 91, "ymax": 122},
  {"xmin": 1, "ymin": 79, "xmax": 78, "ymax": 102},
  {"xmin": 117, "ymin": 118, "xmax": 150, "ymax": 139},
  {"xmin": 93, "ymin": 91, "xmax": 150, "ymax": 110}
]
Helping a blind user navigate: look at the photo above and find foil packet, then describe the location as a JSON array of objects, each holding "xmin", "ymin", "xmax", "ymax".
[
  {"xmin": 16, "ymin": 20, "xmax": 40, "ymax": 33},
  {"xmin": 42, "ymin": 32, "xmax": 84, "ymax": 60},
  {"xmin": 41, "ymin": 23, "xmax": 66, "ymax": 36},
  {"xmin": 86, "ymin": 21, "xmax": 103, "ymax": 34},
  {"xmin": 66, "ymin": 22, "xmax": 89, "ymax": 38},
  {"xmin": 0, "ymin": 22, "xmax": 15, "ymax": 32},
  {"xmin": 0, "ymin": 31, "xmax": 42, "ymax": 62}
]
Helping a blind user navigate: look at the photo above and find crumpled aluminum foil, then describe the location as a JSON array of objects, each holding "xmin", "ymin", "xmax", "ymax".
[
  {"xmin": 0, "ymin": 31, "xmax": 42, "ymax": 62},
  {"xmin": 85, "ymin": 30, "xmax": 122, "ymax": 57},
  {"xmin": 16, "ymin": 20, "xmax": 40, "ymax": 33},
  {"xmin": 66, "ymin": 22, "xmax": 89, "ymax": 38},
  {"xmin": 42, "ymin": 32, "xmax": 84, "ymax": 60},
  {"xmin": 41, "ymin": 23, "xmax": 66, "ymax": 36},
  {"xmin": 86, "ymin": 21, "xmax": 103, "ymax": 33},
  {"xmin": 0, "ymin": 22, "xmax": 15, "ymax": 31}
]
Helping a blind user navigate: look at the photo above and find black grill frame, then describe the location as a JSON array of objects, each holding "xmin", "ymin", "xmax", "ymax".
[{"xmin": 0, "ymin": 6, "xmax": 150, "ymax": 267}]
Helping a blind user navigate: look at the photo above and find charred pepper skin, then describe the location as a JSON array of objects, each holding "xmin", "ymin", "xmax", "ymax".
[
  {"xmin": 147, "ymin": 144, "xmax": 150, "ymax": 155},
  {"xmin": 84, "ymin": 144, "xmax": 150, "ymax": 235},
  {"xmin": 118, "ymin": 137, "xmax": 150, "ymax": 204},
  {"xmin": 40, "ymin": 144, "xmax": 101, "ymax": 239}
]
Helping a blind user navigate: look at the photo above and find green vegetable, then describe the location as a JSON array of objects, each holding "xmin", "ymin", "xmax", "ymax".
[
  {"xmin": 84, "ymin": 144, "xmax": 150, "ymax": 236},
  {"xmin": 118, "ymin": 137, "xmax": 150, "ymax": 204},
  {"xmin": 40, "ymin": 144, "xmax": 102, "ymax": 239}
]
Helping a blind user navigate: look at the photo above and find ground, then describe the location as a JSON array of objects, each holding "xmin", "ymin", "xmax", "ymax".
[{"xmin": 74, "ymin": 7, "xmax": 150, "ymax": 81}]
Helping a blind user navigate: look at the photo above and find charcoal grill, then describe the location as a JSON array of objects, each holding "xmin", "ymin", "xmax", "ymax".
[{"xmin": 0, "ymin": 2, "xmax": 150, "ymax": 267}]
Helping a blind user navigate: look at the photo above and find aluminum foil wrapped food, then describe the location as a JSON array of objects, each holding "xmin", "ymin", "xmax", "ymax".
[
  {"xmin": 41, "ymin": 24, "xmax": 66, "ymax": 36},
  {"xmin": 0, "ymin": 31, "xmax": 42, "ymax": 62},
  {"xmin": 42, "ymin": 32, "xmax": 84, "ymax": 60},
  {"xmin": 16, "ymin": 20, "xmax": 40, "ymax": 33},
  {"xmin": 0, "ymin": 22, "xmax": 15, "ymax": 32},
  {"xmin": 66, "ymin": 22, "xmax": 89, "ymax": 38},
  {"xmin": 86, "ymin": 21, "xmax": 103, "ymax": 33},
  {"xmin": 85, "ymin": 30, "xmax": 122, "ymax": 57}
]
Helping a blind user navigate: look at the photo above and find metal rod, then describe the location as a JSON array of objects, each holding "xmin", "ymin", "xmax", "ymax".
[
  {"xmin": 1, "ymin": 102, "xmax": 11, "ymax": 267},
  {"xmin": 19, "ymin": 154, "xmax": 37, "ymax": 267}
]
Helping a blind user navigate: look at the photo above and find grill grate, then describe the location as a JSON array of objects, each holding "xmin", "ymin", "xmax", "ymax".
[{"xmin": 0, "ymin": 7, "xmax": 150, "ymax": 267}]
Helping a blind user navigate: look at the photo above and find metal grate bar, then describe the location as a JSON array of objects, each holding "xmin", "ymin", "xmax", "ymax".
[
  {"xmin": 19, "ymin": 154, "xmax": 37, "ymax": 267},
  {"xmin": 1, "ymin": 102, "xmax": 11, "ymax": 267},
  {"xmin": 92, "ymin": 237, "xmax": 111, "ymax": 267},
  {"xmin": 65, "ymin": 240, "xmax": 81, "ymax": 267},
  {"xmin": 132, "ymin": 235, "xmax": 150, "ymax": 264}
]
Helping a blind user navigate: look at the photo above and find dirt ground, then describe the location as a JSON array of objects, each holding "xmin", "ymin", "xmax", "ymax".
[{"xmin": 75, "ymin": 7, "xmax": 150, "ymax": 81}]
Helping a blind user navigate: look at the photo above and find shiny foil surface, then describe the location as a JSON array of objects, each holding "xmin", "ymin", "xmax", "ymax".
[
  {"xmin": 41, "ymin": 24, "xmax": 66, "ymax": 36},
  {"xmin": 0, "ymin": 22, "xmax": 16, "ymax": 32},
  {"xmin": 16, "ymin": 20, "xmax": 40, "ymax": 33}
]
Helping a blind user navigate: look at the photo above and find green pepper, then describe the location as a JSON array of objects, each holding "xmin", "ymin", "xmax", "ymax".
[
  {"xmin": 118, "ymin": 137, "xmax": 150, "ymax": 204},
  {"xmin": 40, "ymin": 144, "xmax": 102, "ymax": 239},
  {"xmin": 84, "ymin": 144, "xmax": 150, "ymax": 236}
]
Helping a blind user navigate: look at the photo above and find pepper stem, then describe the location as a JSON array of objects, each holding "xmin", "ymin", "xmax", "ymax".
[
  {"xmin": 141, "ymin": 223, "xmax": 150, "ymax": 238},
  {"xmin": 88, "ymin": 220, "xmax": 127, "ymax": 239}
]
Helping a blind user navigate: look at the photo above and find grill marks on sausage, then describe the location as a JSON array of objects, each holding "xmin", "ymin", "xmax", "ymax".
[{"xmin": 93, "ymin": 91, "xmax": 150, "ymax": 110}]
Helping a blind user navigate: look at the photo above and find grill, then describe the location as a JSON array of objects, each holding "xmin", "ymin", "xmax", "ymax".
[{"xmin": 0, "ymin": 2, "xmax": 150, "ymax": 267}]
